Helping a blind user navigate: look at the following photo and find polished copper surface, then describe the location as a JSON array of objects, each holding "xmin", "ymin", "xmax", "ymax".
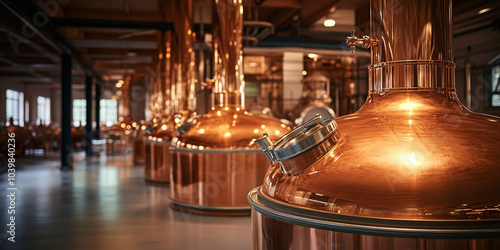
[
  {"xmin": 212, "ymin": 0, "xmax": 245, "ymax": 107},
  {"xmin": 260, "ymin": 90, "xmax": 500, "ymax": 221},
  {"xmin": 370, "ymin": 0, "xmax": 452, "ymax": 65},
  {"xmin": 171, "ymin": 151, "xmax": 270, "ymax": 211},
  {"xmin": 250, "ymin": 0, "xmax": 500, "ymax": 245},
  {"xmin": 170, "ymin": 107, "xmax": 290, "ymax": 211},
  {"xmin": 172, "ymin": 107, "xmax": 289, "ymax": 149},
  {"xmin": 106, "ymin": 139, "xmax": 126, "ymax": 155},
  {"xmin": 144, "ymin": 119, "xmax": 176, "ymax": 183},
  {"xmin": 132, "ymin": 122, "xmax": 148, "ymax": 165},
  {"xmin": 132, "ymin": 137, "xmax": 145, "ymax": 165},
  {"xmin": 172, "ymin": 0, "xmax": 196, "ymax": 113},
  {"xmin": 169, "ymin": 0, "xmax": 290, "ymax": 213},
  {"xmin": 144, "ymin": 141, "xmax": 172, "ymax": 183},
  {"xmin": 251, "ymin": 210, "xmax": 500, "ymax": 250}
]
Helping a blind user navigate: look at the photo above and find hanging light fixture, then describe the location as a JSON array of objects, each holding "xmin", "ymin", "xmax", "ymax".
[
  {"xmin": 249, "ymin": 0, "xmax": 500, "ymax": 248},
  {"xmin": 323, "ymin": 18, "xmax": 336, "ymax": 27}
]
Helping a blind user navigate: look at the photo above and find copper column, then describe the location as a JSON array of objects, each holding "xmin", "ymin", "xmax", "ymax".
[{"xmin": 169, "ymin": 0, "xmax": 290, "ymax": 215}]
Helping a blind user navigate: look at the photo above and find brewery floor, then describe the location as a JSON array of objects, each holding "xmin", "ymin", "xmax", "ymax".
[{"xmin": 0, "ymin": 152, "xmax": 251, "ymax": 250}]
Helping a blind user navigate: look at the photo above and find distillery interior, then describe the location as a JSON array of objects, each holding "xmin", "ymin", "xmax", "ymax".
[{"xmin": 1, "ymin": 0, "xmax": 500, "ymax": 249}]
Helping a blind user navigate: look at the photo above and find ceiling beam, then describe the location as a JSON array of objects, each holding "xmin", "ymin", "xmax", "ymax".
[
  {"xmin": 52, "ymin": 18, "xmax": 174, "ymax": 30},
  {"xmin": 71, "ymin": 39, "xmax": 157, "ymax": 49},
  {"xmin": 1, "ymin": 0, "xmax": 99, "ymax": 79}
]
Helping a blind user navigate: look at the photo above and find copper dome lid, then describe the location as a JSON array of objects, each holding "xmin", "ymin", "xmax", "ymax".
[
  {"xmin": 249, "ymin": 0, "xmax": 500, "ymax": 239},
  {"xmin": 172, "ymin": 106, "xmax": 289, "ymax": 151}
]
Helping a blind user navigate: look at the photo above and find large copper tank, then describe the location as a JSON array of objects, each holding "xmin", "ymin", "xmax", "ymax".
[
  {"xmin": 249, "ymin": 0, "xmax": 500, "ymax": 248},
  {"xmin": 169, "ymin": 0, "xmax": 290, "ymax": 215}
]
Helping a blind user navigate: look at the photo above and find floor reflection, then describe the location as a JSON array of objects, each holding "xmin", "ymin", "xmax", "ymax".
[{"xmin": 0, "ymin": 153, "xmax": 251, "ymax": 249}]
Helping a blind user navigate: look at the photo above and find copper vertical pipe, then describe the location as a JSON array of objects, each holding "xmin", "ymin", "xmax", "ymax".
[
  {"xmin": 144, "ymin": 30, "xmax": 176, "ymax": 183},
  {"xmin": 174, "ymin": 0, "xmax": 197, "ymax": 113},
  {"xmin": 212, "ymin": 0, "xmax": 245, "ymax": 107},
  {"xmin": 144, "ymin": 0, "xmax": 177, "ymax": 183},
  {"xmin": 369, "ymin": 0, "xmax": 454, "ymax": 91}
]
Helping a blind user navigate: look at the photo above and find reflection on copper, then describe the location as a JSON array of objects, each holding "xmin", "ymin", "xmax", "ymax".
[
  {"xmin": 106, "ymin": 117, "xmax": 136, "ymax": 155},
  {"xmin": 169, "ymin": 0, "xmax": 290, "ymax": 214},
  {"xmin": 144, "ymin": 23, "xmax": 177, "ymax": 182},
  {"xmin": 144, "ymin": 119, "xmax": 176, "ymax": 183},
  {"xmin": 249, "ymin": 0, "xmax": 500, "ymax": 247},
  {"xmin": 132, "ymin": 125, "xmax": 146, "ymax": 165},
  {"xmin": 171, "ymin": 107, "xmax": 290, "ymax": 213},
  {"xmin": 251, "ymin": 209, "xmax": 500, "ymax": 250},
  {"xmin": 172, "ymin": 0, "xmax": 197, "ymax": 114}
]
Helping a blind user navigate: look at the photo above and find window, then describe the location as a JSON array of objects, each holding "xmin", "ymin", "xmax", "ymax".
[
  {"xmin": 37, "ymin": 96, "xmax": 51, "ymax": 125},
  {"xmin": 73, "ymin": 99, "xmax": 86, "ymax": 127},
  {"xmin": 72, "ymin": 99, "xmax": 118, "ymax": 127},
  {"xmin": 491, "ymin": 65, "xmax": 500, "ymax": 107},
  {"xmin": 100, "ymin": 99, "xmax": 118, "ymax": 127},
  {"xmin": 6, "ymin": 89, "xmax": 24, "ymax": 126}
]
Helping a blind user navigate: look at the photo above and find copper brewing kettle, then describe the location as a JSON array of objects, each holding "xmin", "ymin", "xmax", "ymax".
[{"xmin": 249, "ymin": 0, "xmax": 500, "ymax": 249}]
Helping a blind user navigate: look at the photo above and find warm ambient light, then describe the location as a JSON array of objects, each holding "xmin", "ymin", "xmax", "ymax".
[
  {"xmin": 307, "ymin": 53, "xmax": 318, "ymax": 58},
  {"xmin": 478, "ymin": 8, "xmax": 491, "ymax": 15},
  {"xmin": 324, "ymin": 19, "xmax": 336, "ymax": 27},
  {"xmin": 302, "ymin": 70, "xmax": 307, "ymax": 76}
]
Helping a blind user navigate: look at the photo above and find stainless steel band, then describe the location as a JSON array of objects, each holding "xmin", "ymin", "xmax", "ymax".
[
  {"xmin": 248, "ymin": 187, "xmax": 500, "ymax": 239},
  {"xmin": 256, "ymin": 114, "xmax": 338, "ymax": 163}
]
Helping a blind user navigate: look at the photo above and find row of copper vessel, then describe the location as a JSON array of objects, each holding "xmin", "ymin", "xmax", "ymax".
[
  {"xmin": 132, "ymin": 0, "xmax": 291, "ymax": 215},
  {"xmin": 127, "ymin": 0, "xmax": 500, "ymax": 248}
]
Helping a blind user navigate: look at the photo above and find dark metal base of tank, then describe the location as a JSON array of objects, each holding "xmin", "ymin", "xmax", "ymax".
[
  {"xmin": 170, "ymin": 198, "xmax": 250, "ymax": 216},
  {"xmin": 144, "ymin": 177, "xmax": 170, "ymax": 185}
]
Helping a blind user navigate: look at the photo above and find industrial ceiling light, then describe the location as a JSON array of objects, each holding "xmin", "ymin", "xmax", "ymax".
[
  {"xmin": 478, "ymin": 7, "xmax": 491, "ymax": 14},
  {"xmin": 249, "ymin": 0, "xmax": 500, "ymax": 248},
  {"xmin": 323, "ymin": 18, "xmax": 336, "ymax": 27}
]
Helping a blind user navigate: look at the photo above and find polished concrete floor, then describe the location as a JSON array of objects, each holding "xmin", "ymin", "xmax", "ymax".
[{"xmin": 0, "ymin": 152, "xmax": 251, "ymax": 250}]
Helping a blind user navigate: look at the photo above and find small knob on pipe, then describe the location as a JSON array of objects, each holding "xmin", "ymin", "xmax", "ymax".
[{"xmin": 346, "ymin": 30, "xmax": 378, "ymax": 53}]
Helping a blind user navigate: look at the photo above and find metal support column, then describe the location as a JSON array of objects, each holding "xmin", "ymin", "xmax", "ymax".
[
  {"xmin": 85, "ymin": 76, "xmax": 93, "ymax": 157},
  {"xmin": 94, "ymin": 84, "xmax": 101, "ymax": 139},
  {"xmin": 61, "ymin": 54, "xmax": 72, "ymax": 170}
]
